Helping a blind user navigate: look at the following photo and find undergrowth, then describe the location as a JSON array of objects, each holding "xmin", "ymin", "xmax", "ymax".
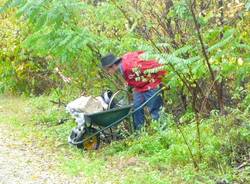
[{"xmin": 0, "ymin": 93, "xmax": 249, "ymax": 183}]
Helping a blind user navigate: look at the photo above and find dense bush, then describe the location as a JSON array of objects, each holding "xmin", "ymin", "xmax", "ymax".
[
  {"xmin": 1, "ymin": 0, "xmax": 249, "ymax": 114},
  {"xmin": 102, "ymin": 104, "xmax": 249, "ymax": 182},
  {"xmin": 0, "ymin": 6, "xmax": 61, "ymax": 94}
]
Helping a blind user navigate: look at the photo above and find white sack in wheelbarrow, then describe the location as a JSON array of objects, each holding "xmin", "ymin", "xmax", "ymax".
[{"xmin": 66, "ymin": 96, "xmax": 105, "ymax": 114}]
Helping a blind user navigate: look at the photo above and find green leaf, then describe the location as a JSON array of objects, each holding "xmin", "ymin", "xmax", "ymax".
[{"xmin": 208, "ymin": 29, "xmax": 235, "ymax": 52}]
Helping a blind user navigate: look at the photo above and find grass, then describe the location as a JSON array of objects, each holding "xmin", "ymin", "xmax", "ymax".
[{"xmin": 0, "ymin": 94, "xmax": 249, "ymax": 183}]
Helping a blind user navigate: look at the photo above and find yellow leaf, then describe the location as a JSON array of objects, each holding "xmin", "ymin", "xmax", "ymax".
[{"xmin": 237, "ymin": 58, "xmax": 244, "ymax": 66}]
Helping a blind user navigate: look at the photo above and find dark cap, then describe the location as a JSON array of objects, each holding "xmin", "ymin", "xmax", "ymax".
[{"xmin": 101, "ymin": 54, "xmax": 122, "ymax": 68}]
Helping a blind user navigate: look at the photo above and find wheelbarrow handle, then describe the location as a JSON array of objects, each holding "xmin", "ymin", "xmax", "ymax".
[{"xmin": 132, "ymin": 86, "xmax": 166, "ymax": 114}]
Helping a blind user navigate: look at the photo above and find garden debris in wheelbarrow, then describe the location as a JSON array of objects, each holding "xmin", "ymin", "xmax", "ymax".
[
  {"xmin": 66, "ymin": 95, "xmax": 108, "ymax": 114},
  {"xmin": 66, "ymin": 92, "xmax": 112, "ymax": 144},
  {"xmin": 66, "ymin": 90, "xmax": 130, "ymax": 150}
]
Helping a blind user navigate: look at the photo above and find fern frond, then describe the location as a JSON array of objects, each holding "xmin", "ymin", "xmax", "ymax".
[
  {"xmin": 172, "ymin": 45, "xmax": 193, "ymax": 56},
  {"xmin": 235, "ymin": 43, "xmax": 250, "ymax": 50},
  {"xmin": 161, "ymin": 54, "xmax": 187, "ymax": 64}
]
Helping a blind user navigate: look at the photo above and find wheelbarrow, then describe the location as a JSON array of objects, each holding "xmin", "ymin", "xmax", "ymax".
[{"xmin": 69, "ymin": 87, "xmax": 165, "ymax": 150}]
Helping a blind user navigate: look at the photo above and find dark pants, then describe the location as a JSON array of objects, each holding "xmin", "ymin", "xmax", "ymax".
[{"xmin": 133, "ymin": 88, "xmax": 163, "ymax": 130}]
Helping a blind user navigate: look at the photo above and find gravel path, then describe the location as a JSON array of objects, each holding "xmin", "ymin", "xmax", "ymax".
[{"xmin": 0, "ymin": 123, "xmax": 86, "ymax": 184}]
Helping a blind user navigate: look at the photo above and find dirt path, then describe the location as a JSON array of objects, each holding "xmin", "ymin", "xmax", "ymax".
[
  {"xmin": 0, "ymin": 97, "xmax": 87, "ymax": 184},
  {"xmin": 0, "ymin": 123, "xmax": 87, "ymax": 184}
]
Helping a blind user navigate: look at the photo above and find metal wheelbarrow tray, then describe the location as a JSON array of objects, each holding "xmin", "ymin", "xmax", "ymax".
[{"xmin": 84, "ymin": 104, "xmax": 133, "ymax": 127}]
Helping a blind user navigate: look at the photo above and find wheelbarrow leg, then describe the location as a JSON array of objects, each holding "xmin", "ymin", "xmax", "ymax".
[
  {"xmin": 126, "ymin": 116, "xmax": 134, "ymax": 134},
  {"xmin": 100, "ymin": 128, "xmax": 113, "ymax": 144}
]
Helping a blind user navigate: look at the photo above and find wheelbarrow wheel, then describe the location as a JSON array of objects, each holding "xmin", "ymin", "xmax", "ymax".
[{"xmin": 76, "ymin": 127, "xmax": 100, "ymax": 150}]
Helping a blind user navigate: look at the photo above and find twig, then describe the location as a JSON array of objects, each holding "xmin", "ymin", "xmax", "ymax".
[
  {"xmin": 187, "ymin": 0, "xmax": 224, "ymax": 112},
  {"xmin": 50, "ymin": 100, "xmax": 67, "ymax": 107},
  {"xmin": 199, "ymin": 79, "xmax": 217, "ymax": 114},
  {"xmin": 176, "ymin": 123, "xmax": 199, "ymax": 170},
  {"xmin": 54, "ymin": 67, "xmax": 72, "ymax": 84},
  {"xmin": 237, "ymin": 159, "xmax": 250, "ymax": 170}
]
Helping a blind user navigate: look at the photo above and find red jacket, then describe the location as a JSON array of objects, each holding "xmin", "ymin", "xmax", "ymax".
[{"xmin": 121, "ymin": 51, "xmax": 166, "ymax": 92}]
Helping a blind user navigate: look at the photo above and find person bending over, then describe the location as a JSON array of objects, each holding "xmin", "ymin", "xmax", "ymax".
[{"xmin": 101, "ymin": 51, "xmax": 166, "ymax": 130}]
